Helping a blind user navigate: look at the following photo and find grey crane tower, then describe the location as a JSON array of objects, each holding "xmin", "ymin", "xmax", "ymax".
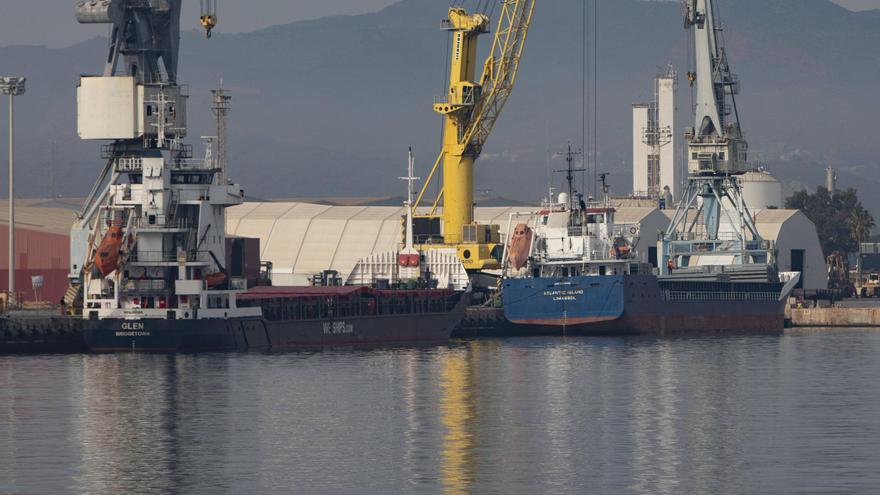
[{"xmin": 660, "ymin": 0, "xmax": 771, "ymax": 274}]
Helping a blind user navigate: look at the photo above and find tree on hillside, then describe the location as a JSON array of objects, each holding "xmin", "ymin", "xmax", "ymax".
[{"xmin": 784, "ymin": 187, "xmax": 869, "ymax": 256}]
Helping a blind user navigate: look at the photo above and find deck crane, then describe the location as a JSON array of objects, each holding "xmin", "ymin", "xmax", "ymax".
[
  {"xmin": 412, "ymin": 1, "xmax": 536, "ymax": 271},
  {"xmin": 660, "ymin": 0, "xmax": 769, "ymax": 274}
]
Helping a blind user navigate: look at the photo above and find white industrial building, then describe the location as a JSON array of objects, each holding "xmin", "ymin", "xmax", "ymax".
[
  {"xmin": 753, "ymin": 209, "xmax": 826, "ymax": 291},
  {"xmin": 633, "ymin": 70, "xmax": 678, "ymax": 200},
  {"xmin": 227, "ymin": 203, "xmax": 527, "ymax": 286},
  {"xmin": 228, "ymin": 202, "xmax": 826, "ymax": 291}
]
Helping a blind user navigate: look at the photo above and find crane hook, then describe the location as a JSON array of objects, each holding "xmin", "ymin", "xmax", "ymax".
[
  {"xmin": 200, "ymin": 0, "xmax": 218, "ymax": 39},
  {"xmin": 200, "ymin": 15, "xmax": 217, "ymax": 39}
]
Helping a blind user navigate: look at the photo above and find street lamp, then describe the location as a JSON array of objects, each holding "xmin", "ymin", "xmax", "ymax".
[{"xmin": 0, "ymin": 76, "xmax": 26, "ymax": 302}]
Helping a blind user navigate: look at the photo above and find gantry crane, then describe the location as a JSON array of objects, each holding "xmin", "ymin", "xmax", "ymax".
[{"xmin": 413, "ymin": 1, "xmax": 536, "ymax": 271}]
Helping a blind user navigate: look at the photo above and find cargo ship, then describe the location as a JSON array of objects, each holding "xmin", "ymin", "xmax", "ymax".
[
  {"xmin": 83, "ymin": 285, "xmax": 468, "ymax": 352},
  {"xmin": 500, "ymin": 189, "xmax": 799, "ymax": 335},
  {"xmin": 76, "ymin": 141, "xmax": 470, "ymax": 353}
]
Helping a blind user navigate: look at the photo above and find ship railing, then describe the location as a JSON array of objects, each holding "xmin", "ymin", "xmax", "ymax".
[
  {"xmin": 124, "ymin": 280, "xmax": 167, "ymax": 292},
  {"xmin": 135, "ymin": 216, "xmax": 192, "ymax": 230},
  {"xmin": 567, "ymin": 226, "xmax": 588, "ymax": 237},
  {"xmin": 534, "ymin": 250, "xmax": 613, "ymax": 261},
  {"xmin": 666, "ymin": 238, "xmax": 773, "ymax": 252},
  {"xmin": 662, "ymin": 290, "xmax": 778, "ymax": 302},
  {"xmin": 667, "ymin": 231, "xmax": 772, "ymax": 246},
  {"xmin": 172, "ymin": 158, "xmax": 211, "ymax": 170},
  {"xmin": 130, "ymin": 250, "xmax": 205, "ymax": 263}
]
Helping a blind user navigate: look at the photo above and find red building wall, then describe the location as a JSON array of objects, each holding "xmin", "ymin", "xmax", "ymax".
[{"xmin": 0, "ymin": 225, "xmax": 70, "ymax": 303}]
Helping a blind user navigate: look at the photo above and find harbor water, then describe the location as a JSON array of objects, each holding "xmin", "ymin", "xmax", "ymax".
[{"xmin": 2, "ymin": 330, "xmax": 879, "ymax": 494}]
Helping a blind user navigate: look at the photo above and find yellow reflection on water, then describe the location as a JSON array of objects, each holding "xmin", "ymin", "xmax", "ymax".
[{"xmin": 440, "ymin": 348, "xmax": 475, "ymax": 495}]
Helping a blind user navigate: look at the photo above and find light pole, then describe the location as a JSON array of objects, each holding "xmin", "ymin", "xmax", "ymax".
[{"xmin": 0, "ymin": 77, "xmax": 26, "ymax": 302}]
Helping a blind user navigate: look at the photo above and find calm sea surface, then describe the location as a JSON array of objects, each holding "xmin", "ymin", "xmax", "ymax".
[{"xmin": 2, "ymin": 330, "xmax": 880, "ymax": 494}]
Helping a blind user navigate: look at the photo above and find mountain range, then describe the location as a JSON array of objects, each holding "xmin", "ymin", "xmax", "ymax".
[{"xmin": 0, "ymin": 0, "xmax": 878, "ymax": 213}]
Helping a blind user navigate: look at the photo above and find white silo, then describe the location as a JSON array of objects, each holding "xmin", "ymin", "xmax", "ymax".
[{"xmin": 740, "ymin": 170, "xmax": 783, "ymax": 209}]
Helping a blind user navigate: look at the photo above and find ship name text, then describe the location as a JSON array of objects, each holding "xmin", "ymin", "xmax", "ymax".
[
  {"xmin": 323, "ymin": 322, "xmax": 354, "ymax": 336},
  {"xmin": 543, "ymin": 289, "xmax": 585, "ymax": 302}
]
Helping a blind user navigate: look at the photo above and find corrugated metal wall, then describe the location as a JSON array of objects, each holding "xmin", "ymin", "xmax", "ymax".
[{"xmin": 0, "ymin": 225, "xmax": 70, "ymax": 302}]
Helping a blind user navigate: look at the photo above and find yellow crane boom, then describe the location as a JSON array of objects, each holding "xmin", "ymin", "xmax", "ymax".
[{"xmin": 414, "ymin": 0, "xmax": 536, "ymax": 271}]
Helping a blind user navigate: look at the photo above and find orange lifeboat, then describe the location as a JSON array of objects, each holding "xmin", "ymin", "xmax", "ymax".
[
  {"xmin": 95, "ymin": 226, "xmax": 124, "ymax": 277},
  {"xmin": 205, "ymin": 272, "xmax": 227, "ymax": 289},
  {"xmin": 610, "ymin": 237, "xmax": 633, "ymax": 260},
  {"xmin": 507, "ymin": 223, "xmax": 533, "ymax": 271}
]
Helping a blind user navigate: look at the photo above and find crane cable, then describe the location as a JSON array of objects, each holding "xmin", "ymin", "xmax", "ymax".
[
  {"xmin": 582, "ymin": 0, "xmax": 588, "ymax": 199},
  {"xmin": 592, "ymin": 0, "xmax": 598, "ymax": 197}
]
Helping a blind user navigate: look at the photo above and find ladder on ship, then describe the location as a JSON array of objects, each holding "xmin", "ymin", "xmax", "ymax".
[{"xmin": 168, "ymin": 190, "xmax": 179, "ymax": 221}]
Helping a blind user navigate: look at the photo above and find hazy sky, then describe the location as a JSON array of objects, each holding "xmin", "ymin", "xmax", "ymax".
[
  {"xmin": 0, "ymin": 0, "xmax": 876, "ymax": 48},
  {"xmin": 0, "ymin": 0, "xmax": 398, "ymax": 48}
]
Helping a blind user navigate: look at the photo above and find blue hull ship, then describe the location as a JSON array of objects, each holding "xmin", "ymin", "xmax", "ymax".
[
  {"xmin": 499, "ymin": 180, "xmax": 798, "ymax": 336},
  {"xmin": 503, "ymin": 273, "xmax": 795, "ymax": 335},
  {"xmin": 503, "ymin": 275, "xmax": 625, "ymax": 327}
]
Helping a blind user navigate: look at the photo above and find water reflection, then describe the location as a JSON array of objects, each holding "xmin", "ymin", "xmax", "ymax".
[
  {"xmin": 1, "ymin": 332, "xmax": 880, "ymax": 494},
  {"xmin": 440, "ymin": 347, "xmax": 474, "ymax": 494}
]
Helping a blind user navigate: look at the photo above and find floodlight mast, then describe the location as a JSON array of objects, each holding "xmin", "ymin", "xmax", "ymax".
[{"xmin": 0, "ymin": 76, "xmax": 26, "ymax": 302}]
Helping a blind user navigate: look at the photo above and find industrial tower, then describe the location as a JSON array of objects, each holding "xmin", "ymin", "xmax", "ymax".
[
  {"xmin": 660, "ymin": 0, "xmax": 770, "ymax": 274},
  {"xmin": 632, "ymin": 68, "xmax": 677, "ymax": 201},
  {"xmin": 412, "ymin": 1, "xmax": 536, "ymax": 271}
]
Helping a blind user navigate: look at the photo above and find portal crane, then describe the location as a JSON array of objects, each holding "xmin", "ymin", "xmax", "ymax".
[
  {"xmin": 413, "ymin": 1, "xmax": 536, "ymax": 271},
  {"xmin": 661, "ymin": 0, "xmax": 768, "ymax": 274}
]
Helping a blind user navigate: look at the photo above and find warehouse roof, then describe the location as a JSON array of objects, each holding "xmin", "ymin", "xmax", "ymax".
[
  {"xmin": 226, "ymin": 202, "xmax": 672, "ymax": 285},
  {"xmin": 0, "ymin": 199, "xmax": 78, "ymax": 236}
]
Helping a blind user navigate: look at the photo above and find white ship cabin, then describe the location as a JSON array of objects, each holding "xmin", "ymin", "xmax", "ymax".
[{"xmin": 505, "ymin": 193, "xmax": 652, "ymax": 279}]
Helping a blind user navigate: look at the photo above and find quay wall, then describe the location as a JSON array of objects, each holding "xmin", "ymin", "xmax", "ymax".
[{"xmin": 790, "ymin": 307, "xmax": 880, "ymax": 327}]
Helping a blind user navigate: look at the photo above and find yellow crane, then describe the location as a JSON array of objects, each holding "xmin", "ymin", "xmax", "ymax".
[
  {"xmin": 413, "ymin": 1, "xmax": 536, "ymax": 271},
  {"xmin": 200, "ymin": 0, "xmax": 218, "ymax": 38}
]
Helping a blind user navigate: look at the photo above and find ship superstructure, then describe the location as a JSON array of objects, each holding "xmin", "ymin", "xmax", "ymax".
[
  {"xmin": 68, "ymin": 0, "xmax": 259, "ymax": 323},
  {"xmin": 502, "ymin": 159, "xmax": 643, "ymax": 283}
]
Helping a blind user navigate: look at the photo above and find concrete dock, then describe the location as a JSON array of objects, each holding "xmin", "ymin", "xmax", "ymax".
[{"xmin": 786, "ymin": 299, "xmax": 880, "ymax": 328}]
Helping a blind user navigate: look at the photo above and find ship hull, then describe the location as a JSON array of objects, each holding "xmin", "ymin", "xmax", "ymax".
[
  {"xmin": 83, "ymin": 297, "xmax": 467, "ymax": 353},
  {"xmin": 502, "ymin": 274, "xmax": 788, "ymax": 336}
]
